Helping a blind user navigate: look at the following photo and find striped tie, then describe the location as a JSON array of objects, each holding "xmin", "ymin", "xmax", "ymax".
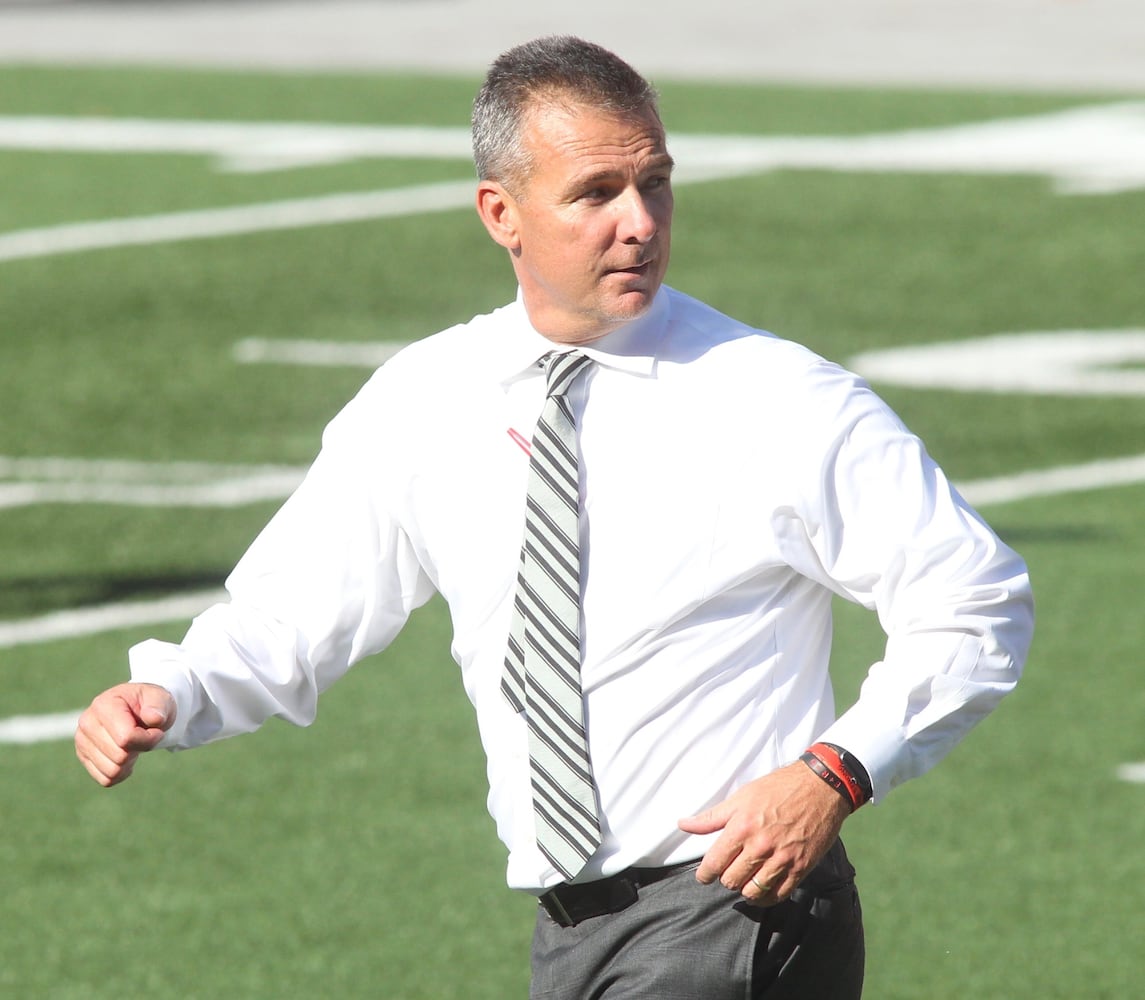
[{"xmin": 502, "ymin": 350, "xmax": 601, "ymax": 881}]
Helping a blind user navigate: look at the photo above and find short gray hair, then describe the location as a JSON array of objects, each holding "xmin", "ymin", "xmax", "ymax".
[{"xmin": 471, "ymin": 36, "xmax": 660, "ymax": 192}]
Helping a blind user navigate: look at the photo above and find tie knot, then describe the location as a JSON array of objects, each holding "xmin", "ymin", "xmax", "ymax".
[{"xmin": 543, "ymin": 351, "xmax": 593, "ymax": 399}]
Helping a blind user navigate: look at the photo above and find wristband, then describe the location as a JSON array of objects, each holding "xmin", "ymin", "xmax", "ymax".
[
  {"xmin": 817, "ymin": 743, "xmax": 873, "ymax": 805},
  {"xmin": 800, "ymin": 742, "xmax": 872, "ymax": 812}
]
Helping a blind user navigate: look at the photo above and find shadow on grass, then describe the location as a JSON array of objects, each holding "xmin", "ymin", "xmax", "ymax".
[{"xmin": 0, "ymin": 569, "xmax": 227, "ymax": 619}]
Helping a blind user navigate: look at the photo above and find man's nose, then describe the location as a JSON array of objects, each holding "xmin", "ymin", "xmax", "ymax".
[{"xmin": 616, "ymin": 188, "xmax": 659, "ymax": 244}]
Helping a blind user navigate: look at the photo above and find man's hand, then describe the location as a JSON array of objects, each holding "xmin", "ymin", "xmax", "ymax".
[
  {"xmin": 678, "ymin": 761, "xmax": 851, "ymax": 906},
  {"xmin": 75, "ymin": 683, "xmax": 176, "ymax": 787}
]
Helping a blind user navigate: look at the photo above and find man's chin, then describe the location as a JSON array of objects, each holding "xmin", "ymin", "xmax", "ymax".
[
  {"xmin": 533, "ymin": 284, "xmax": 662, "ymax": 344},
  {"xmin": 606, "ymin": 283, "xmax": 659, "ymax": 320}
]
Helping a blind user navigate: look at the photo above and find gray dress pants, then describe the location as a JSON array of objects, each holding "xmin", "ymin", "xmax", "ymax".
[{"xmin": 529, "ymin": 840, "xmax": 864, "ymax": 999}]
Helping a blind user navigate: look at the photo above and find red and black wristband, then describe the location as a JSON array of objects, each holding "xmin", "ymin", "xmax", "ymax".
[{"xmin": 799, "ymin": 742, "xmax": 873, "ymax": 812}]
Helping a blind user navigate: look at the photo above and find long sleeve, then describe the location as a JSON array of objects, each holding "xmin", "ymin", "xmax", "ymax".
[
  {"xmin": 130, "ymin": 398, "xmax": 437, "ymax": 750},
  {"xmin": 770, "ymin": 360, "xmax": 1034, "ymax": 802}
]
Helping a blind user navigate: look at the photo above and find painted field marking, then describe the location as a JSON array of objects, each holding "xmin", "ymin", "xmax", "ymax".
[
  {"xmin": 0, "ymin": 711, "xmax": 83, "ymax": 745},
  {"xmin": 1116, "ymin": 762, "xmax": 1145, "ymax": 784},
  {"xmin": 1, "ymin": 102, "xmax": 1143, "ymax": 191},
  {"xmin": 0, "ymin": 180, "xmax": 476, "ymax": 263},
  {"xmin": 3, "ymin": 102, "xmax": 1145, "ymax": 264},
  {"xmin": 0, "ymin": 455, "xmax": 306, "ymax": 510},
  {"xmin": 233, "ymin": 337, "xmax": 409, "ymax": 368},
  {"xmin": 0, "ymin": 588, "xmax": 227, "ymax": 651},
  {"xmin": 0, "ymin": 118, "xmax": 475, "ymax": 173},
  {"xmin": 956, "ymin": 453, "xmax": 1145, "ymax": 507},
  {"xmin": 850, "ymin": 330, "xmax": 1145, "ymax": 396}
]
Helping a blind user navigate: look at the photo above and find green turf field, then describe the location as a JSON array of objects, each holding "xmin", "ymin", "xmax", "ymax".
[{"xmin": 2, "ymin": 64, "xmax": 1143, "ymax": 998}]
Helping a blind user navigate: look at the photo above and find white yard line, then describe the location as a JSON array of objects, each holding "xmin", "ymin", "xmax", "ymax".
[
  {"xmin": 1115, "ymin": 762, "xmax": 1145, "ymax": 784},
  {"xmin": 0, "ymin": 455, "xmax": 307, "ymax": 510},
  {"xmin": 0, "ymin": 710, "xmax": 84, "ymax": 745},
  {"xmin": 233, "ymin": 338, "xmax": 409, "ymax": 368},
  {"xmin": 4, "ymin": 102, "xmax": 1145, "ymax": 264},
  {"xmin": 956, "ymin": 452, "xmax": 1145, "ymax": 507},
  {"xmin": 0, "ymin": 179, "xmax": 476, "ymax": 262},
  {"xmin": 0, "ymin": 588, "xmax": 227, "ymax": 650},
  {"xmin": 0, "ymin": 117, "xmax": 474, "ymax": 172}
]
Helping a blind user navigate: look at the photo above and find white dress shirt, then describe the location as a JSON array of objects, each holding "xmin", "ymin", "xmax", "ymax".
[{"xmin": 130, "ymin": 285, "xmax": 1034, "ymax": 892}]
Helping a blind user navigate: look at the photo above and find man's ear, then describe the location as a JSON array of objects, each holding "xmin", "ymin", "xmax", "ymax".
[{"xmin": 475, "ymin": 179, "xmax": 521, "ymax": 252}]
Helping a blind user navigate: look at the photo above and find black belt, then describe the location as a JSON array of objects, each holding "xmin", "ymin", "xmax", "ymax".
[{"xmin": 538, "ymin": 861, "xmax": 700, "ymax": 928}]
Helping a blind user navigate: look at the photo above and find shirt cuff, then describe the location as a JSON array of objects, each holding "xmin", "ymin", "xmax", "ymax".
[
  {"xmin": 814, "ymin": 709, "xmax": 906, "ymax": 805},
  {"xmin": 128, "ymin": 638, "xmax": 198, "ymax": 749}
]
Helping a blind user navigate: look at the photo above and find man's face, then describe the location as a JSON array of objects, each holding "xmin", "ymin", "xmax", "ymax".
[{"xmin": 493, "ymin": 101, "xmax": 675, "ymax": 345}]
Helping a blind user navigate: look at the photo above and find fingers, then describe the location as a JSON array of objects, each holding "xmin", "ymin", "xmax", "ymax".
[
  {"xmin": 133, "ymin": 683, "xmax": 176, "ymax": 732},
  {"xmin": 75, "ymin": 732, "xmax": 139, "ymax": 787},
  {"xmin": 677, "ymin": 803, "xmax": 729, "ymax": 837},
  {"xmin": 698, "ymin": 829, "xmax": 802, "ymax": 905},
  {"xmin": 738, "ymin": 856, "xmax": 803, "ymax": 906},
  {"xmin": 746, "ymin": 872, "xmax": 780, "ymax": 906},
  {"xmin": 679, "ymin": 764, "xmax": 849, "ymax": 905},
  {"xmin": 693, "ymin": 828, "xmax": 746, "ymax": 886},
  {"xmin": 681, "ymin": 794, "xmax": 776, "ymax": 890},
  {"xmin": 75, "ymin": 708, "xmax": 140, "ymax": 787},
  {"xmin": 74, "ymin": 683, "xmax": 175, "ymax": 787},
  {"xmin": 681, "ymin": 805, "xmax": 792, "ymax": 902},
  {"xmin": 677, "ymin": 806, "xmax": 730, "ymax": 884}
]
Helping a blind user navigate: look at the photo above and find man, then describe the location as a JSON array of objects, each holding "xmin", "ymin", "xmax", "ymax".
[{"xmin": 76, "ymin": 35, "xmax": 1034, "ymax": 998}]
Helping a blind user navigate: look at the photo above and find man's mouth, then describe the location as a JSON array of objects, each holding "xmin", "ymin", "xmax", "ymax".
[{"xmin": 611, "ymin": 260, "xmax": 652, "ymax": 276}]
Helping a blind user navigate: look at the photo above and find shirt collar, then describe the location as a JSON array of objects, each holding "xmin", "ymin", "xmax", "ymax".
[{"xmin": 494, "ymin": 287, "xmax": 670, "ymax": 387}]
